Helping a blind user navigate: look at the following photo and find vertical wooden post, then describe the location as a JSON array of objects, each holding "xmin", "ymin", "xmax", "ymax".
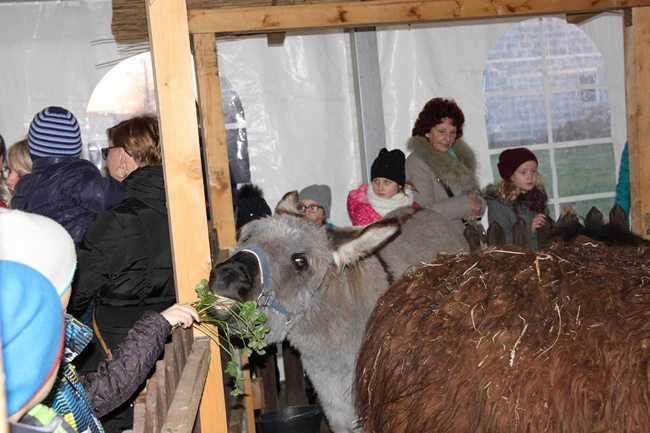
[
  {"xmin": 624, "ymin": 7, "xmax": 650, "ymax": 239},
  {"xmin": 145, "ymin": 0, "xmax": 228, "ymax": 432},
  {"xmin": 193, "ymin": 33, "xmax": 237, "ymax": 249}
]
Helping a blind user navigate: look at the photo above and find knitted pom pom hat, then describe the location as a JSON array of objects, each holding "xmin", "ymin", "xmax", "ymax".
[
  {"xmin": 235, "ymin": 184, "xmax": 272, "ymax": 230},
  {"xmin": 0, "ymin": 208, "xmax": 77, "ymax": 298},
  {"xmin": 28, "ymin": 106, "xmax": 82, "ymax": 159},
  {"xmin": 497, "ymin": 147, "xmax": 538, "ymax": 180},
  {"xmin": 0, "ymin": 261, "xmax": 64, "ymax": 418},
  {"xmin": 371, "ymin": 148, "xmax": 406, "ymax": 187},
  {"xmin": 299, "ymin": 184, "xmax": 332, "ymax": 218}
]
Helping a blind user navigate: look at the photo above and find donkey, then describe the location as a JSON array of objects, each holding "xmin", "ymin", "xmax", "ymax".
[{"xmin": 208, "ymin": 191, "xmax": 469, "ymax": 433}]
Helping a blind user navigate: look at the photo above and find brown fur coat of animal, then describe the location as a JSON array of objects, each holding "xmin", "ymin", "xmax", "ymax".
[{"xmin": 355, "ymin": 239, "xmax": 650, "ymax": 433}]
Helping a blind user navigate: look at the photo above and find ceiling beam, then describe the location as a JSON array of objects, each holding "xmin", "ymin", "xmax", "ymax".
[
  {"xmin": 189, "ymin": 0, "xmax": 650, "ymax": 35},
  {"xmin": 566, "ymin": 12, "xmax": 601, "ymax": 24}
]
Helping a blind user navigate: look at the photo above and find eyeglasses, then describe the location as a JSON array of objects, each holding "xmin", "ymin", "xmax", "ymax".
[
  {"xmin": 101, "ymin": 146, "xmax": 131, "ymax": 160},
  {"xmin": 298, "ymin": 204, "xmax": 324, "ymax": 213}
]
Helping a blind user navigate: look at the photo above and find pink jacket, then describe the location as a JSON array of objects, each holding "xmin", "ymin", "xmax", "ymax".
[
  {"xmin": 347, "ymin": 184, "xmax": 420, "ymax": 226},
  {"xmin": 347, "ymin": 184, "xmax": 381, "ymax": 226}
]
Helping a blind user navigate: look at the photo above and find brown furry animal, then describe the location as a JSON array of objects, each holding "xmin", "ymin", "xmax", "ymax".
[{"xmin": 355, "ymin": 239, "xmax": 650, "ymax": 433}]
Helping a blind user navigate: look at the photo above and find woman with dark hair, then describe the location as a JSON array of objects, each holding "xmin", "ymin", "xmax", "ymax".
[{"xmin": 405, "ymin": 97, "xmax": 484, "ymax": 232}]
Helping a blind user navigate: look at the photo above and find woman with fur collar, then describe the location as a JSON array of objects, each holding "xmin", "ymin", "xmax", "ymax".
[{"xmin": 405, "ymin": 97, "xmax": 484, "ymax": 232}]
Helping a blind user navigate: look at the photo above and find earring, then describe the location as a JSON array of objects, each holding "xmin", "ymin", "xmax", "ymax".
[
  {"xmin": 425, "ymin": 133, "xmax": 430, "ymax": 138},
  {"xmin": 113, "ymin": 165, "xmax": 128, "ymax": 180}
]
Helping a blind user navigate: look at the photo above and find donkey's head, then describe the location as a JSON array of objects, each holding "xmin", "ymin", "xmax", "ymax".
[{"xmin": 208, "ymin": 191, "xmax": 400, "ymax": 341}]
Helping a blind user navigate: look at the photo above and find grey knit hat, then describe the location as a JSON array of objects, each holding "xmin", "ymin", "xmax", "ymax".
[
  {"xmin": 28, "ymin": 106, "xmax": 82, "ymax": 159},
  {"xmin": 299, "ymin": 184, "xmax": 331, "ymax": 217}
]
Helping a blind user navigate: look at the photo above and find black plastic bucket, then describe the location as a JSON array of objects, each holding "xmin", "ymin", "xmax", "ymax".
[{"xmin": 255, "ymin": 405, "xmax": 322, "ymax": 433}]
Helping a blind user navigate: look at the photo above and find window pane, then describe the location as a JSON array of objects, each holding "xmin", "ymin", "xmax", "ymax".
[
  {"xmin": 544, "ymin": 17, "xmax": 608, "ymax": 88},
  {"xmin": 555, "ymin": 144, "xmax": 615, "ymax": 196},
  {"xmin": 484, "ymin": 94, "xmax": 547, "ymax": 149},
  {"xmin": 546, "ymin": 55, "xmax": 607, "ymax": 89},
  {"xmin": 483, "ymin": 19, "xmax": 543, "ymax": 92},
  {"xmin": 488, "ymin": 19, "xmax": 542, "ymax": 61},
  {"xmin": 550, "ymin": 90, "xmax": 611, "ymax": 142},
  {"xmin": 483, "ymin": 59, "xmax": 544, "ymax": 93}
]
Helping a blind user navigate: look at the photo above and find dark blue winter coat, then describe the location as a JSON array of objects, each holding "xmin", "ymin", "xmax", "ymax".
[{"xmin": 11, "ymin": 157, "xmax": 124, "ymax": 245}]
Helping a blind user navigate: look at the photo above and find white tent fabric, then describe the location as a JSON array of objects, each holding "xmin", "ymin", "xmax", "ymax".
[{"xmin": 0, "ymin": 1, "xmax": 626, "ymax": 225}]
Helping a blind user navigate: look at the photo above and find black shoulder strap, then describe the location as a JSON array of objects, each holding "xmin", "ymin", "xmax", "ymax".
[{"xmin": 439, "ymin": 179, "xmax": 454, "ymax": 198}]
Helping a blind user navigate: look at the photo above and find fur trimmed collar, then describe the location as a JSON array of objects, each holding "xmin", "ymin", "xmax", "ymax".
[
  {"xmin": 407, "ymin": 136, "xmax": 480, "ymax": 194},
  {"xmin": 482, "ymin": 183, "xmax": 500, "ymax": 201}
]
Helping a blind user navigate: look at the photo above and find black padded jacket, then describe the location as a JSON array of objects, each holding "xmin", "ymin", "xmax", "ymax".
[{"xmin": 69, "ymin": 165, "xmax": 175, "ymax": 336}]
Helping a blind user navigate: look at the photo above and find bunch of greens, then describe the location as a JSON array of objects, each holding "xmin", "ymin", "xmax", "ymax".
[{"xmin": 188, "ymin": 279, "xmax": 269, "ymax": 395}]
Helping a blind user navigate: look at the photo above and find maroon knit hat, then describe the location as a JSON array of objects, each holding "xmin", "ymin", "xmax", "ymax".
[{"xmin": 497, "ymin": 147, "xmax": 538, "ymax": 180}]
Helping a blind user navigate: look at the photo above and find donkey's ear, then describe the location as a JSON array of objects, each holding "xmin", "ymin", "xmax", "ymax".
[
  {"xmin": 331, "ymin": 218, "xmax": 400, "ymax": 269},
  {"xmin": 275, "ymin": 191, "xmax": 302, "ymax": 216}
]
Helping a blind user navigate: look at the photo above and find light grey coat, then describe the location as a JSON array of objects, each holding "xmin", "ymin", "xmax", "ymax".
[
  {"xmin": 208, "ymin": 191, "xmax": 469, "ymax": 433},
  {"xmin": 406, "ymin": 136, "xmax": 485, "ymax": 232}
]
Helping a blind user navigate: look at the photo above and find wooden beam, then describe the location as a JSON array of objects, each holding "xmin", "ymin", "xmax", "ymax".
[
  {"xmin": 189, "ymin": 0, "xmax": 650, "ymax": 35},
  {"xmin": 193, "ymin": 33, "xmax": 237, "ymax": 249},
  {"xmin": 161, "ymin": 338, "xmax": 211, "ymax": 433},
  {"xmin": 624, "ymin": 7, "xmax": 650, "ymax": 239},
  {"xmin": 565, "ymin": 12, "xmax": 600, "ymax": 25},
  {"xmin": 144, "ymin": 0, "xmax": 229, "ymax": 432},
  {"xmin": 267, "ymin": 0, "xmax": 296, "ymax": 45}
]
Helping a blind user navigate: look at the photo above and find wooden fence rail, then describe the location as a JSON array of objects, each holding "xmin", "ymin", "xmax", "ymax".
[
  {"xmin": 126, "ymin": 327, "xmax": 211, "ymax": 433},
  {"xmin": 463, "ymin": 204, "xmax": 629, "ymax": 251}
]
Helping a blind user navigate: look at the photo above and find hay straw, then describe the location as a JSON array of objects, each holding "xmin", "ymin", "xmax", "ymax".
[
  {"xmin": 534, "ymin": 303, "xmax": 562, "ymax": 360},
  {"xmin": 509, "ymin": 316, "xmax": 528, "ymax": 367}
]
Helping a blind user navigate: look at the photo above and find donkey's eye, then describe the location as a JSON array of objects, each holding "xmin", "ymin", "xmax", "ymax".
[{"xmin": 291, "ymin": 253, "xmax": 309, "ymax": 271}]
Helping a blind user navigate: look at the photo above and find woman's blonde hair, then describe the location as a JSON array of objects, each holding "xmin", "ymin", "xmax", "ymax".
[
  {"xmin": 7, "ymin": 139, "xmax": 32, "ymax": 174},
  {"xmin": 499, "ymin": 172, "xmax": 545, "ymax": 204},
  {"xmin": 107, "ymin": 115, "xmax": 161, "ymax": 167}
]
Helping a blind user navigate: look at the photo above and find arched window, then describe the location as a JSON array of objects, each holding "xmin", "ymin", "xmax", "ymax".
[
  {"xmin": 482, "ymin": 17, "xmax": 615, "ymax": 218},
  {"xmin": 86, "ymin": 52, "xmax": 250, "ymax": 185}
]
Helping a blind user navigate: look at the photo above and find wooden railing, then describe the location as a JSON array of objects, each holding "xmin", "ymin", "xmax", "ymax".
[
  {"xmin": 463, "ymin": 204, "xmax": 629, "ymax": 251},
  {"xmin": 126, "ymin": 327, "xmax": 211, "ymax": 433}
]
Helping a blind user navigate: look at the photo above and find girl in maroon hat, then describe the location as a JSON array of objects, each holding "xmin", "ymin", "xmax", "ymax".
[{"xmin": 483, "ymin": 147, "xmax": 573, "ymax": 250}]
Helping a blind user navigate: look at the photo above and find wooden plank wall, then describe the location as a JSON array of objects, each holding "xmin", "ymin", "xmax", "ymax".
[
  {"xmin": 145, "ymin": 0, "xmax": 228, "ymax": 432},
  {"xmin": 193, "ymin": 33, "xmax": 237, "ymax": 248},
  {"xmin": 625, "ymin": 7, "xmax": 650, "ymax": 239},
  {"xmin": 188, "ymin": 0, "xmax": 650, "ymax": 34}
]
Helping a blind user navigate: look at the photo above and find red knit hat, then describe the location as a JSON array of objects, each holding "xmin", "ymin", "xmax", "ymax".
[{"xmin": 497, "ymin": 147, "xmax": 538, "ymax": 180}]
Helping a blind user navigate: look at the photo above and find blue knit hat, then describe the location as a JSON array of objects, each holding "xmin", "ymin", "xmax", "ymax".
[
  {"xmin": 0, "ymin": 261, "xmax": 64, "ymax": 418},
  {"xmin": 28, "ymin": 106, "xmax": 82, "ymax": 159}
]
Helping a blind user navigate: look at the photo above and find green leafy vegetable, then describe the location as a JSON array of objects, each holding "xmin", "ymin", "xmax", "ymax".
[{"xmin": 187, "ymin": 279, "xmax": 270, "ymax": 395}]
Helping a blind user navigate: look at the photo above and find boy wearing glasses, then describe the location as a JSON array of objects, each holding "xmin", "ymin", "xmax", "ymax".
[{"xmin": 298, "ymin": 184, "xmax": 336, "ymax": 228}]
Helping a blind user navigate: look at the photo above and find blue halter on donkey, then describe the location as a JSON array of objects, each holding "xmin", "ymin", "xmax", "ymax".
[{"xmin": 239, "ymin": 245, "xmax": 295, "ymax": 319}]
